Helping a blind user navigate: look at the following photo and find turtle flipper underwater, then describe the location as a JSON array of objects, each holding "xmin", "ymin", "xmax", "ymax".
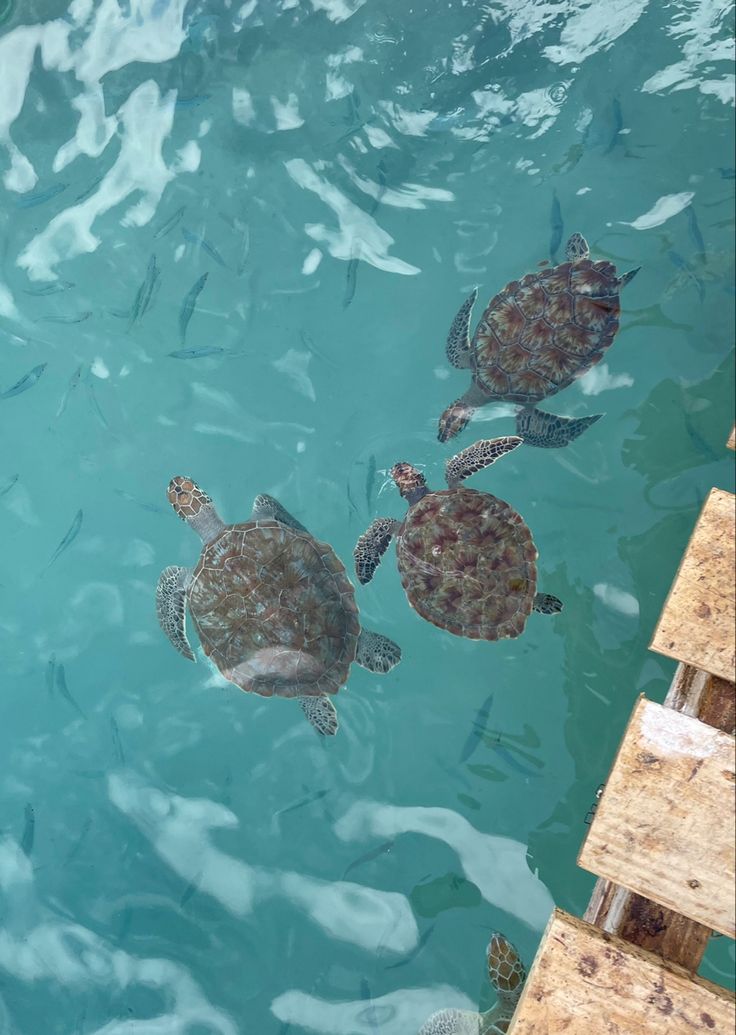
[
  {"xmin": 417, "ymin": 932, "xmax": 526, "ymax": 1034},
  {"xmin": 438, "ymin": 233, "xmax": 639, "ymax": 447},
  {"xmin": 354, "ymin": 437, "xmax": 562, "ymax": 640},
  {"xmin": 156, "ymin": 477, "xmax": 401, "ymax": 736}
]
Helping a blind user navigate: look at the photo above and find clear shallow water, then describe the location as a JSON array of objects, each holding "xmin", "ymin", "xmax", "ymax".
[{"xmin": 1, "ymin": 1, "xmax": 735, "ymax": 1031}]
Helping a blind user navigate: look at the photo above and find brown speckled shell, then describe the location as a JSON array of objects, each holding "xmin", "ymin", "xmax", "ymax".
[
  {"xmin": 397, "ymin": 488, "xmax": 537, "ymax": 640},
  {"xmin": 472, "ymin": 259, "xmax": 621, "ymax": 403},
  {"xmin": 187, "ymin": 521, "xmax": 360, "ymax": 697}
]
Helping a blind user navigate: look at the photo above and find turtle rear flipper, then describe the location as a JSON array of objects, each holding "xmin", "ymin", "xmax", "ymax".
[
  {"xmin": 418, "ymin": 1008, "xmax": 482, "ymax": 1034},
  {"xmin": 516, "ymin": 406, "xmax": 602, "ymax": 449},
  {"xmin": 156, "ymin": 566, "xmax": 194, "ymax": 660},
  {"xmin": 299, "ymin": 695, "xmax": 338, "ymax": 736},
  {"xmin": 446, "ymin": 288, "xmax": 477, "ymax": 369},
  {"xmin": 356, "ymin": 629, "xmax": 401, "ymax": 673},
  {"xmin": 533, "ymin": 592, "xmax": 563, "ymax": 615},
  {"xmin": 251, "ymin": 493, "xmax": 308, "ymax": 532},
  {"xmin": 438, "ymin": 382, "xmax": 489, "ymax": 443}
]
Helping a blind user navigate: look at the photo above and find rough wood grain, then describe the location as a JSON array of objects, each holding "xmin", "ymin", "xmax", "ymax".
[
  {"xmin": 650, "ymin": 488, "xmax": 736, "ymax": 682},
  {"xmin": 508, "ymin": 910, "xmax": 736, "ymax": 1034},
  {"xmin": 579, "ymin": 696, "xmax": 736, "ymax": 937},
  {"xmin": 584, "ymin": 665, "xmax": 735, "ymax": 970}
]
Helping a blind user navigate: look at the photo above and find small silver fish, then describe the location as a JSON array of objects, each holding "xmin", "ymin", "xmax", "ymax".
[
  {"xmin": 180, "ymin": 870, "xmax": 203, "ymax": 906},
  {"xmin": 55, "ymin": 365, "xmax": 84, "ymax": 418},
  {"xmin": 492, "ymin": 742, "xmax": 542, "ymax": 778},
  {"xmin": 86, "ymin": 380, "xmax": 110, "ymax": 430},
  {"xmin": 459, "ymin": 692, "xmax": 494, "ymax": 763},
  {"xmin": 56, "ymin": 663, "xmax": 86, "ymax": 719},
  {"xmin": 182, "ymin": 228, "xmax": 227, "ymax": 268},
  {"xmin": 179, "ymin": 272, "xmax": 209, "ymax": 344},
  {"xmin": 343, "ymin": 258, "xmax": 359, "ymax": 307},
  {"xmin": 128, "ymin": 254, "xmax": 159, "ymax": 328},
  {"xmin": 275, "ymin": 788, "xmax": 329, "ymax": 818},
  {"xmin": 365, "ymin": 454, "xmax": 376, "ymax": 512},
  {"xmin": 46, "ymin": 510, "xmax": 83, "ymax": 570},
  {"xmin": 602, "ymin": 97, "xmax": 624, "ymax": 155},
  {"xmin": 15, "ymin": 182, "xmax": 67, "ymax": 208},
  {"xmin": 1, "ymin": 363, "xmax": 47, "ymax": 400},
  {"xmin": 236, "ymin": 223, "xmax": 250, "ymax": 276},
  {"xmin": 110, "ymin": 718, "xmax": 125, "ymax": 764},
  {"xmin": 35, "ymin": 312, "xmax": 92, "ymax": 324},
  {"xmin": 21, "ymin": 804, "xmax": 35, "ymax": 856},
  {"xmin": 168, "ymin": 346, "xmax": 227, "ymax": 359},
  {"xmin": 23, "ymin": 280, "xmax": 74, "ymax": 296},
  {"xmin": 385, "ymin": 923, "xmax": 435, "ymax": 969},
  {"xmin": 549, "ymin": 191, "xmax": 563, "ymax": 261},
  {"xmin": 342, "ymin": 839, "xmax": 394, "ymax": 878},
  {"xmin": 686, "ymin": 205, "xmax": 706, "ymax": 260},
  {"xmin": 113, "ymin": 488, "xmax": 165, "ymax": 514},
  {"xmin": 45, "ymin": 653, "xmax": 56, "ymax": 698},
  {"xmin": 153, "ymin": 205, "xmax": 186, "ymax": 239},
  {"xmin": 64, "ymin": 818, "xmax": 92, "ymax": 865},
  {"xmin": 0, "ymin": 474, "xmax": 18, "ymax": 496},
  {"xmin": 74, "ymin": 175, "xmax": 106, "ymax": 203}
]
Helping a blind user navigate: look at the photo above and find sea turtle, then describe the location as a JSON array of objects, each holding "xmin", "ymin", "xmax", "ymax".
[
  {"xmin": 157, "ymin": 477, "xmax": 401, "ymax": 736},
  {"xmin": 353, "ymin": 437, "xmax": 562, "ymax": 640},
  {"xmin": 417, "ymin": 932, "xmax": 526, "ymax": 1035},
  {"xmin": 438, "ymin": 232, "xmax": 640, "ymax": 447}
]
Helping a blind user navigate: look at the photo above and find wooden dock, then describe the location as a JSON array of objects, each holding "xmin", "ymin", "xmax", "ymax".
[{"xmin": 508, "ymin": 425, "xmax": 735, "ymax": 1031}]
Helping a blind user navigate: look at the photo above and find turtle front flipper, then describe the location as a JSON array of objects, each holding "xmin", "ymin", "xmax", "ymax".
[
  {"xmin": 516, "ymin": 406, "xmax": 603, "ymax": 449},
  {"xmin": 356, "ymin": 629, "xmax": 401, "ymax": 673},
  {"xmin": 156, "ymin": 566, "xmax": 194, "ymax": 661},
  {"xmin": 445, "ymin": 436, "xmax": 522, "ymax": 488},
  {"xmin": 533, "ymin": 592, "xmax": 563, "ymax": 615},
  {"xmin": 353, "ymin": 518, "xmax": 400, "ymax": 585},
  {"xmin": 251, "ymin": 493, "xmax": 308, "ymax": 532},
  {"xmin": 446, "ymin": 289, "xmax": 477, "ymax": 369},
  {"xmin": 418, "ymin": 1008, "xmax": 482, "ymax": 1034},
  {"xmin": 438, "ymin": 381, "xmax": 490, "ymax": 443},
  {"xmin": 618, "ymin": 265, "xmax": 641, "ymax": 290},
  {"xmin": 298, "ymin": 694, "xmax": 338, "ymax": 736}
]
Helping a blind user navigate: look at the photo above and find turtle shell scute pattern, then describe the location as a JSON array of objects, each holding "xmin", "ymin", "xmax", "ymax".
[
  {"xmin": 187, "ymin": 521, "xmax": 360, "ymax": 698},
  {"xmin": 471, "ymin": 258, "xmax": 622, "ymax": 403},
  {"xmin": 396, "ymin": 489, "xmax": 537, "ymax": 640}
]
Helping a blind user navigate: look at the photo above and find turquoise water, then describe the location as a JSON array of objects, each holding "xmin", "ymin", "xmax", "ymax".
[{"xmin": 1, "ymin": 1, "xmax": 735, "ymax": 1031}]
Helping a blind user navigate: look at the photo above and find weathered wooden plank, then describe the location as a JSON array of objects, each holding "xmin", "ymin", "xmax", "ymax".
[
  {"xmin": 584, "ymin": 664, "xmax": 735, "ymax": 970},
  {"xmin": 650, "ymin": 488, "xmax": 735, "ymax": 682},
  {"xmin": 579, "ymin": 696, "xmax": 736, "ymax": 937},
  {"xmin": 508, "ymin": 910, "xmax": 736, "ymax": 1034}
]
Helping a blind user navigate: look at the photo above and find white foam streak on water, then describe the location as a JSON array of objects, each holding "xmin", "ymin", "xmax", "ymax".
[
  {"xmin": 334, "ymin": 802, "xmax": 555, "ymax": 931},
  {"xmin": 285, "ymin": 157, "xmax": 421, "ymax": 274},
  {"xmin": 272, "ymin": 986, "xmax": 476, "ymax": 1035}
]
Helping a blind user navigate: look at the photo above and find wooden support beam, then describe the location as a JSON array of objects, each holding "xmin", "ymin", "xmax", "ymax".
[
  {"xmin": 650, "ymin": 488, "xmax": 735, "ymax": 682},
  {"xmin": 579, "ymin": 697, "xmax": 736, "ymax": 938},
  {"xmin": 584, "ymin": 664, "xmax": 735, "ymax": 969},
  {"xmin": 508, "ymin": 910, "xmax": 736, "ymax": 1034}
]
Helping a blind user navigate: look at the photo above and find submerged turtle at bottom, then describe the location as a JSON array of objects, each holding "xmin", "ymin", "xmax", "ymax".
[
  {"xmin": 418, "ymin": 932, "xmax": 526, "ymax": 1035},
  {"xmin": 354, "ymin": 437, "xmax": 562, "ymax": 640},
  {"xmin": 156, "ymin": 477, "xmax": 401, "ymax": 736},
  {"xmin": 438, "ymin": 232, "xmax": 640, "ymax": 447}
]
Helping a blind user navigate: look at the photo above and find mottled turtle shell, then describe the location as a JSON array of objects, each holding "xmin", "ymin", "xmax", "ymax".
[
  {"xmin": 396, "ymin": 488, "xmax": 537, "ymax": 640},
  {"xmin": 188, "ymin": 520, "xmax": 360, "ymax": 697},
  {"xmin": 472, "ymin": 257, "xmax": 622, "ymax": 403}
]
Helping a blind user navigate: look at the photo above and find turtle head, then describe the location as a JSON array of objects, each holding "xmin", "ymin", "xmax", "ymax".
[
  {"xmin": 486, "ymin": 932, "xmax": 526, "ymax": 1006},
  {"xmin": 167, "ymin": 477, "xmax": 224, "ymax": 544},
  {"xmin": 390, "ymin": 462, "xmax": 428, "ymax": 505},
  {"xmin": 565, "ymin": 232, "xmax": 589, "ymax": 261}
]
